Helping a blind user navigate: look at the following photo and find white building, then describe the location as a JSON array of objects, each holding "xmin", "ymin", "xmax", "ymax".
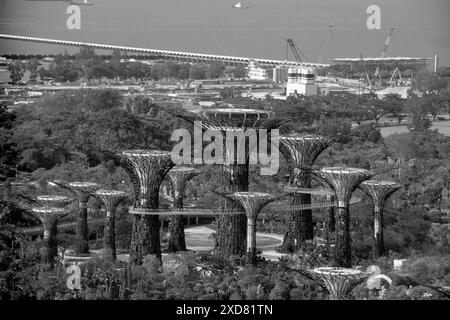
[
  {"xmin": 247, "ymin": 59, "xmax": 269, "ymax": 80},
  {"xmin": 286, "ymin": 66, "xmax": 317, "ymax": 96},
  {"xmin": 272, "ymin": 66, "xmax": 288, "ymax": 83}
]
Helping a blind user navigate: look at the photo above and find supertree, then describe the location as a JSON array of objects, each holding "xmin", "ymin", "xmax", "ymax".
[
  {"xmin": 31, "ymin": 195, "xmax": 71, "ymax": 267},
  {"xmin": 50, "ymin": 181, "xmax": 101, "ymax": 255},
  {"xmin": 187, "ymin": 108, "xmax": 275, "ymax": 257},
  {"xmin": 359, "ymin": 180, "xmax": 401, "ymax": 257},
  {"xmin": 218, "ymin": 192, "xmax": 278, "ymax": 265},
  {"xmin": 310, "ymin": 167, "xmax": 374, "ymax": 267},
  {"xmin": 279, "ymin": 134, "xmax": 330, "ymax": 252},
  {"xmin": 165, "ymin": 166, "xmax": 200, "ymax": 252},
  {"xmin": 94, "ymin": 189, "xmax": 130, "ymax": 260},
  {"xmin": 297, "ymin": 267, "xmax": 369, "ymax": 300},
  {"xmin": 120, "ymin": 150, "xmax": 174, "ymax": 264}
]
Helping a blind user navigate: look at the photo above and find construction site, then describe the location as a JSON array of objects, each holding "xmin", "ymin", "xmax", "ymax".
[{"xmin": 248, "ymin": 27, "xmax": 436, "ymax": 99}]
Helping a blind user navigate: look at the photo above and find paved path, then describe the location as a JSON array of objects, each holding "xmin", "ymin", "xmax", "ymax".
[
  {"xmin": 184, "ymin": 226, "xmax": 287, "ymax": 261},
  {"xmin": 68, "ymin": 226, "xmax": 287, "ymax": 263}
]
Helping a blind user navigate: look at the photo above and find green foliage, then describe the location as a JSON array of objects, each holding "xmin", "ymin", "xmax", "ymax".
[
  {"xmin": 7, "ymin": 61, "xmax": 24, "ymax": 85},
  {"xmin": 428, "ymin": 223, "xmax": 450, "ymax": 253},
  {"xmin": 0, "ymin": 105, "xmax": 18, "ymax": 179}
]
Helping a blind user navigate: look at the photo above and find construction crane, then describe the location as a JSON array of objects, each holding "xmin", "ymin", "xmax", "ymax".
[
  {"xmin": 359, "ymin": 52, "xmax": 374, "ymax": 92},
  {"xmin": 380, "ymin": 27, "xmax": 394, "ymax": 58},
  {"xmin": 285, "ymin": 38, "xmax": 307, "ymax": 63},
  {"xmin": 375, "ymin": 27, "xmax": 395, "ymax": 77},
  {"xmin": 389, "ymin": 67, "xmax": 402, "ymax": 86}
]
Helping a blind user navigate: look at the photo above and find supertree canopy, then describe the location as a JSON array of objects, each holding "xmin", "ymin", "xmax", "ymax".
[{"xmin": 298, "ymin": 267, "xmax": 369, "ymax": 300}]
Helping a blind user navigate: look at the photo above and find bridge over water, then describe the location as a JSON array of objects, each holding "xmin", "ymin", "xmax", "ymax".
[{"xmin": 0, "ymin": 34, "xmax": 330, "ymax": 68}]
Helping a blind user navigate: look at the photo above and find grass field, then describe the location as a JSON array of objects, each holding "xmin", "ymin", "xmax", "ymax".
[{"xmin": 380, "ymin": 121, "xmax": 450, "ymax": 137}]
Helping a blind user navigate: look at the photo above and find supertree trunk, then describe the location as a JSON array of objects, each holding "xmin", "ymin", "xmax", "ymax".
[
  {"xmin": 215, "ymin": 163, "xmax": 249, "ymax": 256},
  {"xmin": 43, "ymin": 220, "xmax": 58, "ymax": 267},
  {"xmin": 335, "ymin": 206, "xmax": 351, "ymax": 268},
  {"xmin": 246, "ymin": 218, "xmax": 257, "ymax": 265},
  {"xmin": 373, "ymin": 206, "xmax": 385, "ymax": 257},
  {"xmin": 281, "ymin": 172, "xmax": 313, "ymax": 252},
  {"xmin": 167, "ymin": 195, "xmax": 186, "ymax": 252},
  {"xmin": 76, "ymin": 195, "xmax": 90, "ymax": 255},
  {"xmin": 129, "ymin": 193, "xmax": 160, "ymax": 264},
  {"xmin": 325, "ymin": 195, "xmax": 335, "ymax": 245},
  {"xmin": 104, "ymin": 211, "xmax": 116, "ymax": 259}
]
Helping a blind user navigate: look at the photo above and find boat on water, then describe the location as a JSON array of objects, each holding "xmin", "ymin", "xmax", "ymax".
[
  {"xmin": 70, "ymin": 0, "xmax": 93, "ymax": 5},
  {"xmin": 233, "ymin": 2, "xmax": 248, "ymax": 9}
]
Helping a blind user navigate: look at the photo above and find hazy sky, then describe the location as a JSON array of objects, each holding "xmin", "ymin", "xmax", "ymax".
[{"xmin": 0, "ymin": 0, "xmax": 449, "ymax": 65}]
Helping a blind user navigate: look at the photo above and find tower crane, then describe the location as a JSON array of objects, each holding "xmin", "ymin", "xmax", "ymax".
[
  {"xmin": 389, "ymin": 67, "xmax": 402, "ymax": 86},
  {"xmin": 380, "ymin": 27, "xmax": 394, "ymax": 58},
  {"xmin": 285, "ymin": 38, "xmax": 307, "ymax": 63}
]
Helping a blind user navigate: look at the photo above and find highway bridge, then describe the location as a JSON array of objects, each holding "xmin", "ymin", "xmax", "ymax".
[{"xmin": 0, "ymin": 34, "xmax": 330, "ymax": 68}]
